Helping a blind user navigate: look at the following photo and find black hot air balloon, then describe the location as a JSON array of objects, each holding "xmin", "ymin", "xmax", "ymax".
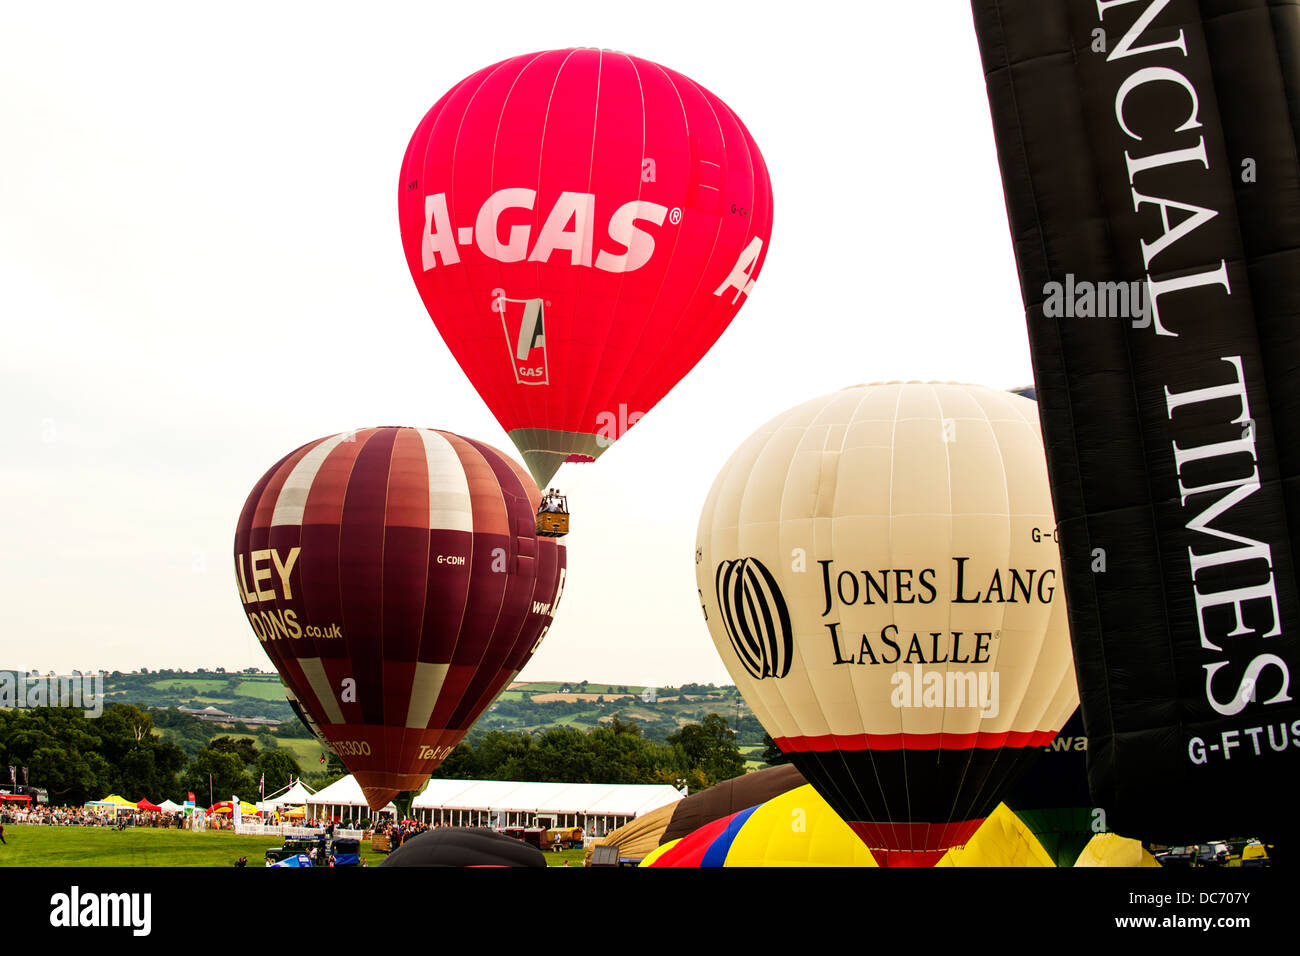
[{"xmin": 971, "ymin": 0, "xmax": 1300, "ymax": 843}]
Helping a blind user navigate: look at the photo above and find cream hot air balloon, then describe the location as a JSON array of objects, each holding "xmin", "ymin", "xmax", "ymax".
[{"xmin": 695, "ymin": 382, "xmax": 1079, "ymax": 866}]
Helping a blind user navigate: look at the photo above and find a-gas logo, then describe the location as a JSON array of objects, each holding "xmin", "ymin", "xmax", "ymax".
[
  {"xmin": 422, "ymin": 189, "xmax": 669, "ymax": 274},
  {"xmin": 493, "ymin": 290, "xmax": 548, "ymax": 385},
  {"xmin": 715, "ymin": 558, "xmax": 793, "ymax": 680},
  {"xmin": 421, "ymin": 188, "xmax": 764, "ymax": 302}
]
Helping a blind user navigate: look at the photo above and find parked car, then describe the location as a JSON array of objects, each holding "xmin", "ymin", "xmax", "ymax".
[
  {"xmin": 1241, "ymin": 841, "xmax": 1270, "ymax": 867},
  {"xmin": 1153, "ymin": 846, "xmax": 1195, "ymax": 867},
  {"xmin": 1196, "ymin": 842, "xmax": 1230, "ymax": 866},
  {"xmin": 265, "ymin": 835, "xmax": 327, "ymax": 866}
]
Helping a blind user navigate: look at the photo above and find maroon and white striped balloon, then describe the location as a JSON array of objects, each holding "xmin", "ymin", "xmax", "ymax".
[{"xmin": 234, "ymin": 427, "xmax": 565, "ymax": 810}]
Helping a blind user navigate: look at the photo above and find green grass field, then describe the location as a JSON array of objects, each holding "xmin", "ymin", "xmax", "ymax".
[
  {"xmin": 222, "ymin": 733, "xmax": 326, "ymax": 767},
  {"xmin": 148, "ymin": 679, "xmax": 231, "ymax": 693},
  {"xmin": 232, "ymin": 680, "xmax": 289, "ymax": 701},
  {"xmin": 0, "ymin": 825, "xmax": 586, "ymax": 867},
  {"xmin": 0, "ymin": 825, "xmax": 369, "ymax": 867}
]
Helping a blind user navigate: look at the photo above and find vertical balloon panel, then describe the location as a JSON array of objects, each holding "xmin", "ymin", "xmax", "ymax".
[{"xmin": 971, "ymin": 0, "xmax": 1300, "ymax": 842}]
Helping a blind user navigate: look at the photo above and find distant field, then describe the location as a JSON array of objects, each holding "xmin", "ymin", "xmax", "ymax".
[
  {"xmin": 530, "ymin": 693, "xmax": 632, "ymax": 703},
  {"xmin": 223, "ymin": 733, "xmax": 326, "ymax": 767},
  {"xmin": 148, "ymin": 679, "xmax": 231, "ymax": 693},
  {"xmin": 232, "ymin": 680, "xmax": 288, "ymax": 701}
]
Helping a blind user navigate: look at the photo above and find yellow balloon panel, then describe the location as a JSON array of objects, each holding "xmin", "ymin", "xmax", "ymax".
[
  {"xmin": 1074, "ymin": 833, "xmax": 1162, "ymax": 867},
  {"xmin": 936, "ymin": 803, "xmax": 1056, "ymax": 867},
  {"xmin": 722, "ymin": 785, "xmax": 879, "ymax": 867}
]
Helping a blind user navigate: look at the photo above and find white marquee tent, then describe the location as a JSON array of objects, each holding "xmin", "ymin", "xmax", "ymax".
[
  {"xmin": 412, "ymin": 779, "xmax": 682, "ymax": 837},
  {"xmin": 258, "ymin": 779, "xmax": 316, "ymax": 814},
  {"xmin": 305, "ymin": 775, "xmax": 397, "ymax": 823}
]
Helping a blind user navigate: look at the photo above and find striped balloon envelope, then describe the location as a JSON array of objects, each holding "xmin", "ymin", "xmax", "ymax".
[
  {"xmin": 234, "ymin": 427, "xmax": 565, "ymax": 810},
  {"xmin": 695, "ymin": 383, "xmax": 1078, "ymax": 865},
  {"xmin": 399, "ymin": 48, "xmax": 773, "ymax": 488}
]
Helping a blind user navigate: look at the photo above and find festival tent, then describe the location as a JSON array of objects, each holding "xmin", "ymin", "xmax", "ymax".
[
  {"xmin": 158, "ymin": 800, "xmax": 184, "ymax": 812},
  {"xmin": 258, "ymin": 779, "xmax": 316, "ymax": 814},
  {"xmin": 306, "ymin": 775, "xmax": 397, "ymax": 823},
  {"xmin": 208, "ymin": 800, "xmax": 259, "ymax": 816},
  {"xmin": 135, "ymin": 798, "xmax": 162, "ymax": 811},
  {"xmin": 100, "ymin": 794, "xmax": 137, "ymax": 814},
  {"xmin": 412, "ymin": 779, "xmax": 682, "ymax": 835}
]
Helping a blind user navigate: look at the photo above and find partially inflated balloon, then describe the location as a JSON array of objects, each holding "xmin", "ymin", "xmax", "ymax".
[
  {"xmin": 973, "ymin": 0, "xmax": 1300, "ymax": 843},
  {"xmin": 234, "ymin": 427, "xmax": 565, "ymax": 809},
  {"xmin": 399, "ymin": 48, "xmax": 773, "ymax": 487},
  {"xmin": 696, "ymin": 382, "xmax": 1078, "ymax": 865},
  {"xmin": 642, "ymin": 785, "xmax": 878, "ymax": 868}
]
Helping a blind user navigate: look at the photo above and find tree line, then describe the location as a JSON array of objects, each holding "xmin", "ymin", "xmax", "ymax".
[
  {"xmin": 0, "ymin": 705, "xmax": 747, "ymax": 806},
  {"xmin": 434, "ymin": 713, "xmax": 746, "ymax": 791}
]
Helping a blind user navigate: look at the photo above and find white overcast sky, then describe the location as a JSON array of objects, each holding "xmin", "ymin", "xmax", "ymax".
[{"xmin": 0, "ymin": 1, "xmax": 1032, "ymax": 685}]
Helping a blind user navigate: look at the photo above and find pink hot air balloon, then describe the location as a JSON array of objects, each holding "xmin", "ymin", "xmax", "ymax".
[{"xmin": 399, "ymin": 48, "xmax": 773, "ymax": 487}]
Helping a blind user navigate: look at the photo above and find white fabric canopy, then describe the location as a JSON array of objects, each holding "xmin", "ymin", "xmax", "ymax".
[
  {"xmin": 306, "ymin": 775, "xmax": 396, "ymax": 813},
  {"xmin": 157, "ymin": 799, "xmax": 184, "ymax": 812},
  {"xmin": 412, "ymin": 779, "xmax": 681, "ymax": 817},
  {"xmin": 259, "ymin": 780, "xmax": 316, "ymax": 811}
]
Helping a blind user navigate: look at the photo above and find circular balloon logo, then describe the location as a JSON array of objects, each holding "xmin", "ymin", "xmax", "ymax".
[{"xmin": 714, "ymin": 557, "xmax": 793, "ymax": 680}]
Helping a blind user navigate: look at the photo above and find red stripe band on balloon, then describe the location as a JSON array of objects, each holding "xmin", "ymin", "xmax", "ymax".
[
  {"xmin": 775, "ymin": 729, "xmax": 1060, "ymax": 752},
  {"xmin": 847, "ymin": 820, "xmax": 985, "ymax": 867}
]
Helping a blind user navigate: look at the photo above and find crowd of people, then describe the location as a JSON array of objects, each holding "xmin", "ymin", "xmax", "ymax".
[
  {"xmin": 1, "ymin": 805, "xmax": 194, "ymax": 829},
  {"xmin": 380, "ymin": 818, "xmax": 429, "ymax": 848}
]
